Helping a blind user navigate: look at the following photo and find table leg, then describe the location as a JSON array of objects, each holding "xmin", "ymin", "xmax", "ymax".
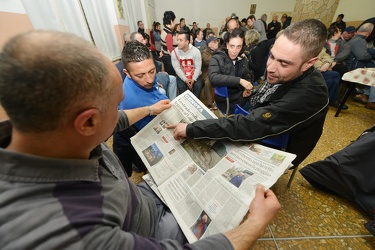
[{"xmin": 335, "ymin": 82, "xmax": 355, "ymax": 117}]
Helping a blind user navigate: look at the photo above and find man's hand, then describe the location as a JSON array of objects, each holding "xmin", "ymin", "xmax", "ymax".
[
  {"xmin": 330, "ymin": 61, "xmax": 336, "ymax": 70},
  {"xmin": 239, "ymin": 79, "xmax": 253, "ymax": 90},
  {"xmin": 153, "ymin": 100, "xmax": 172, "ymax": 115},
  {"xmin": 247, "ymin": 185, "xmax": 281, "ymax": 229},
  {"xmin": 167, "ymin": 123, "xmax": 188, "ymax": 140},
  {"xmin": 185, "ymin": 79, "xmax": 194, "ymax": 90},
  {"xmin": 224, "ymin": 185, "xmax": 281, "ymax": 249},
  {"xmin": 320, "ymin": 63, "xmax": 330, "ymax": 72},
  {"xmin": 243, "ymin": 89, "xmax": 252, "ymax": 97}
]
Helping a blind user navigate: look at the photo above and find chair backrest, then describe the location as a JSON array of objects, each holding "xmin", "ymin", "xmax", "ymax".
[{"xmin": 233, "ymin": 104, "xmax": 289, "ymax": 151}]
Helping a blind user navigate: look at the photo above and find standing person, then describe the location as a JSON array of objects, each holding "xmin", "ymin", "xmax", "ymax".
[
  {"xmin": 201, "ymin": 35, "xmax": 220, "ymax": 108},
  {"xmin": 191, "ymin": 22, "xmax": 200, "ymax": 36},
  {"xmin": 247, "ymin": 15, "xmax": 267, "ymax": 43},
  {"xmin": 137, "ymin": 20, "xmax": 145, "ymax": 37},
  {"xmin": 210, "ymin": 28, "xmax": 253, "ymax": 114},
  {"xmin": 220, "ymin": 17, "xmax": 241, "ymax": 48},
  {"xmin": 137, "ymin": 20, "xmax": 149, "ymax": 43},
  {"xmin": 169, "ymin": 19, "xmax": 329, "ymax": 169},
  {"xmin": 171, "ymin": 31, "xmax": 203, "ymax": 98},
  {"xmin": 281, "ymin": 14, "xmax": 291, "ymax": 29},
  {"xmin": 152, "ymin": 21, "xmax": 162, "ymax": 55},
  {"xmin": 161, "ymin": 10, "xmax": 177, "ymax": 75},
  {"xmin": 267, "ymin": 14, "xmax": 281, "ymax": 40},
  {"xmin": 330, "ymin": 14, "xmax": 346, "ymax": 32},
  {"xmin": 0, "ymin": 30, "xmax": 281, "ymax": 250},
  {"xmin": 260, "ymin": 14, "xmax": 267, "ymax": 31},
  {"xmin": 180, "ymin": 17, "xmax": 190, "ymax": 33},
  {"xmin": 245, "ymin": 29, "xmax": 268, "ymax": 83},
  {"xmin": 203, "ymin": 23, "xmax": 213, "ymax": 40}
]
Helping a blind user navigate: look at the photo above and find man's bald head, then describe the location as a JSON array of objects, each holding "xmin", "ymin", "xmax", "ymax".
[{"xmin": 0, "ymin": 31, "xmax": 112, "ymax": 132}]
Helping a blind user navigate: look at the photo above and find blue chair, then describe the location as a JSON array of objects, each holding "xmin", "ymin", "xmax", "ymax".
[
  {"xmin": 214, "ymin": 82, "xmax": 258, "ymax": 117},
  {"xmin": 234, "ymin": 104, "xmax": 296, "ymax": 187},
  {"xmin": 214, "ymin": 86, "xmax": 230, "ymax": 117}
]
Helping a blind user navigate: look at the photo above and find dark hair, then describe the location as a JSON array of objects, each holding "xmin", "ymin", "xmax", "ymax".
[
  {"xmin": 327, "ymin": 25, "xmax": 340, "ymax": 39},
  {"xmin": 180, "ymin": 18, "xmax": 185, "ymax": 23},
  {"xmin": 0, "ymin": 31, "xmax": 110, "ymax": 133},
  {"xmin": 137, "ymin": 20, "xmax": 142, "ymax": 26},
  {"xmin": 282, "ymin": 19, "xmax": 327, "ymax": 61},
  {"xmin": 338, "ymin": 14, "xmax": 344, "ymax": 19},
  {"xmin": 163, "ymin": 11, "xmax": 175, "ymax": 25},
  {"xmin": 225, "ymin": 28, "xmax": 246, "ymax": 54},
  {"xmin": 121, "ymin": 41, "xmax": 153, "ymax": 70},
  {"xmin": 153, "ymin": 21, "xmax": 160, "ymax": 30},
  {"xmin": 178, "ymin": 31, "xmax": 190, "ymax": 41},
  {"xmin": 247, "ymin": 15, "xmax": 256, "ymax": 21}
]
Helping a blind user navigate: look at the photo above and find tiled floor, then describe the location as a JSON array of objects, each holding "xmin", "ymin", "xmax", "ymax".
[{"xmin": 108, "ymin": 95, "xmax": 375, "ymax": 249}]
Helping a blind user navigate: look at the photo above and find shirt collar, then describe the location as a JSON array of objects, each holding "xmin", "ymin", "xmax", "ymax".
[{"xmin": 0, "ymin": 120, "xmax": 102, "ymax": 183}]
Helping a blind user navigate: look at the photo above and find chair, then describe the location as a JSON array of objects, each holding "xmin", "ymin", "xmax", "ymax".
[
  {"xmin": 214, "ymin": 86, "xmax": 230, "ymax": 117},
  {"xmin": 234, "ymin": 104, "xmax": 296, "ymax": 187},
  {"xmin": 214, "ymin": 82, "xmax": 258, "ymax": 117}
]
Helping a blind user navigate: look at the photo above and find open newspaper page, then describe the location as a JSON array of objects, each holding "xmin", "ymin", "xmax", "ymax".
[
  {"xmin": 157, "ymin": 143, "xmax": 295, "ymax": 242},
  {"xmin": 131, "ymin": 90, "xmax": 219, "ymax": 186},
  {"xmin": 131, "ymin": 90, "xmax": 296, "ymax": 243}
]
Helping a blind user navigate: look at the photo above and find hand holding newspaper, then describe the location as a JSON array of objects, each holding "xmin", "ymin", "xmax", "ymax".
[{"xmin": 132, "ymin": 90, "xmax": 296, "ymax": 243}]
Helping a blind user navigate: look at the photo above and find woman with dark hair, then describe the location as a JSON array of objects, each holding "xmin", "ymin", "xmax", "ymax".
[
  {"xmin": 152, "ymin": 22, "xmax": 162, "ymax": 55},
  {"xmin": 161, "ymin": 11, "xmax": 177, "ymax": 75},
  {"xmin": 209, "ymin": 28, "xmax": 253, "ymax": 114}
]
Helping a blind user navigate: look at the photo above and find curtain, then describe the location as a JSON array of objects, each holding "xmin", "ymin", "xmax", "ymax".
[{"xmin": 21, "ymin": 0, "xmax": 120, "ymax": 60}]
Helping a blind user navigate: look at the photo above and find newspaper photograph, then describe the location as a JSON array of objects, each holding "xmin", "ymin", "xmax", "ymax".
[
  {"xmin": 157, "ymin": 143, "xmax": 295, "ymax": 242},
  {"xmin": 131, "ymin": 91, "xmax": 218, "ymax": 185},
  {"xmin": 131, "ymin": 90, "xmax": 296, "ymax": 242}
]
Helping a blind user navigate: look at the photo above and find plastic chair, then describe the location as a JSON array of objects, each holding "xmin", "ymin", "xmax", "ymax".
[
  {"xmin": 214, "ymin": 82, "xmax": 258, "ymax": 117},
  {"xmin": 234, "ymin": 104, "xmax": 296, "ymax": 187},
  {"xmin": 214, "ymin": 86, "xmax": 230, "ymax": 117}
]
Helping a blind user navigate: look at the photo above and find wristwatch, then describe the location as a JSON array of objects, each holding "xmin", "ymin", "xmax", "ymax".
[{"xmin": 149, "ymin": 105, "xmax": 154, "ymax": 116}]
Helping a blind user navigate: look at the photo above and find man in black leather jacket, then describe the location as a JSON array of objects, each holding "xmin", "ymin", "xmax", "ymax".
[{"xmin": 169, "ymin": 19, "xmax": 329, "ymax": 167}]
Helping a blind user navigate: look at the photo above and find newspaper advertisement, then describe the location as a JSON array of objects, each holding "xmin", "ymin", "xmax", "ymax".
[{"xmin": 131, "ymin": 90, "xmax": 296, "ymax": 243}]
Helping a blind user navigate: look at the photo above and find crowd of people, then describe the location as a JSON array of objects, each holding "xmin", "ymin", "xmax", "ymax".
[
  {"xmin": 131, "ymin": 12, "xmax": 375, "ymax": 113},
  {"xmin": 1, "ymin": 7, "xmax": 375, "ymax": 249}
]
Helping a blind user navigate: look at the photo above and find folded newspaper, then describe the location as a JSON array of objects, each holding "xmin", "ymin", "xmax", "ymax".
[{"xmin": 131, "ymin": 90, "xmax": 296, "ymax": 243}]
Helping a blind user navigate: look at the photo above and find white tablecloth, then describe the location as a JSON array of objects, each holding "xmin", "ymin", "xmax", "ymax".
[{"xmin": 342, "ymin": 68, "xmax": 375, "ymax": 86}]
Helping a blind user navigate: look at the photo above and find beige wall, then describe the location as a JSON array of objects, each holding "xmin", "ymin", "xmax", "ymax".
[{"xmin": 0, "ymin": 12, "xmax": 34, "ymax": 49}]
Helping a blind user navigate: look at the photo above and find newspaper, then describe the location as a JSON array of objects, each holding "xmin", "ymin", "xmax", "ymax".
[{"xmin": 131, "ymin": 90, "xmax": 296, "ymax": 243}]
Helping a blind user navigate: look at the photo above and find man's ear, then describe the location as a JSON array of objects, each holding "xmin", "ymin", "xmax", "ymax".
[
  {"xmin": 302, "ymin": 56, "xmax": 318, "ymax": 72},
  {"xmin": 73, "ymin": 108, "xmax": 100, "ymax": 136},
  {"xmin": 123, "ymin": 68, "xmax": 131, "ymax": 78}
]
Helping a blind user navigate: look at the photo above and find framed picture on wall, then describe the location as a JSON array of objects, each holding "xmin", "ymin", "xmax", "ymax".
[{"xmin": 250, "ymin": 4, "xmax": 256, "ymax": 14}]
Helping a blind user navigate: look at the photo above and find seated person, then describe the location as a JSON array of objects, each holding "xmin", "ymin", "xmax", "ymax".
[
  {"xmin": 201, "ymin": 35, "xmax": 220, "ymax": 108},
  {"xmin": 128, "ymin": 31, "xmax": 177, "ymax": 99},
  {"xmin": 245, "ymin": 29, "xmax": 268, "ymax": 83},
  {"xmin": 113, "ymin": 41, "xmax": 171, "ymax": 176},
  {"xmin": 171, "ymin": 31, "xmax": 203, "ymax": 98},
  {"xmin": 209, "ymin": 28, "xmax": 253, "ymax": 114},
  {"xmin": 0, "ymin": 30, "xmax": 280, "ymax": 249},
  {"xmin": 347, "ymin": 23, "xmax": 375, "ymax": 109},
  {"xmin": 170, "ymin": 19, "xmax": 329, "ymax": 169},
  {"xmin": 314, "ymin": 47, "xmax": 347, "ymax": 109},
  {"xmin": 324, "ymin": 25, "xmax": 351, "ymax": 78},
  {"xmin": 194, "ymin": 29, "xmax": 207, "ymax": 51}
]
